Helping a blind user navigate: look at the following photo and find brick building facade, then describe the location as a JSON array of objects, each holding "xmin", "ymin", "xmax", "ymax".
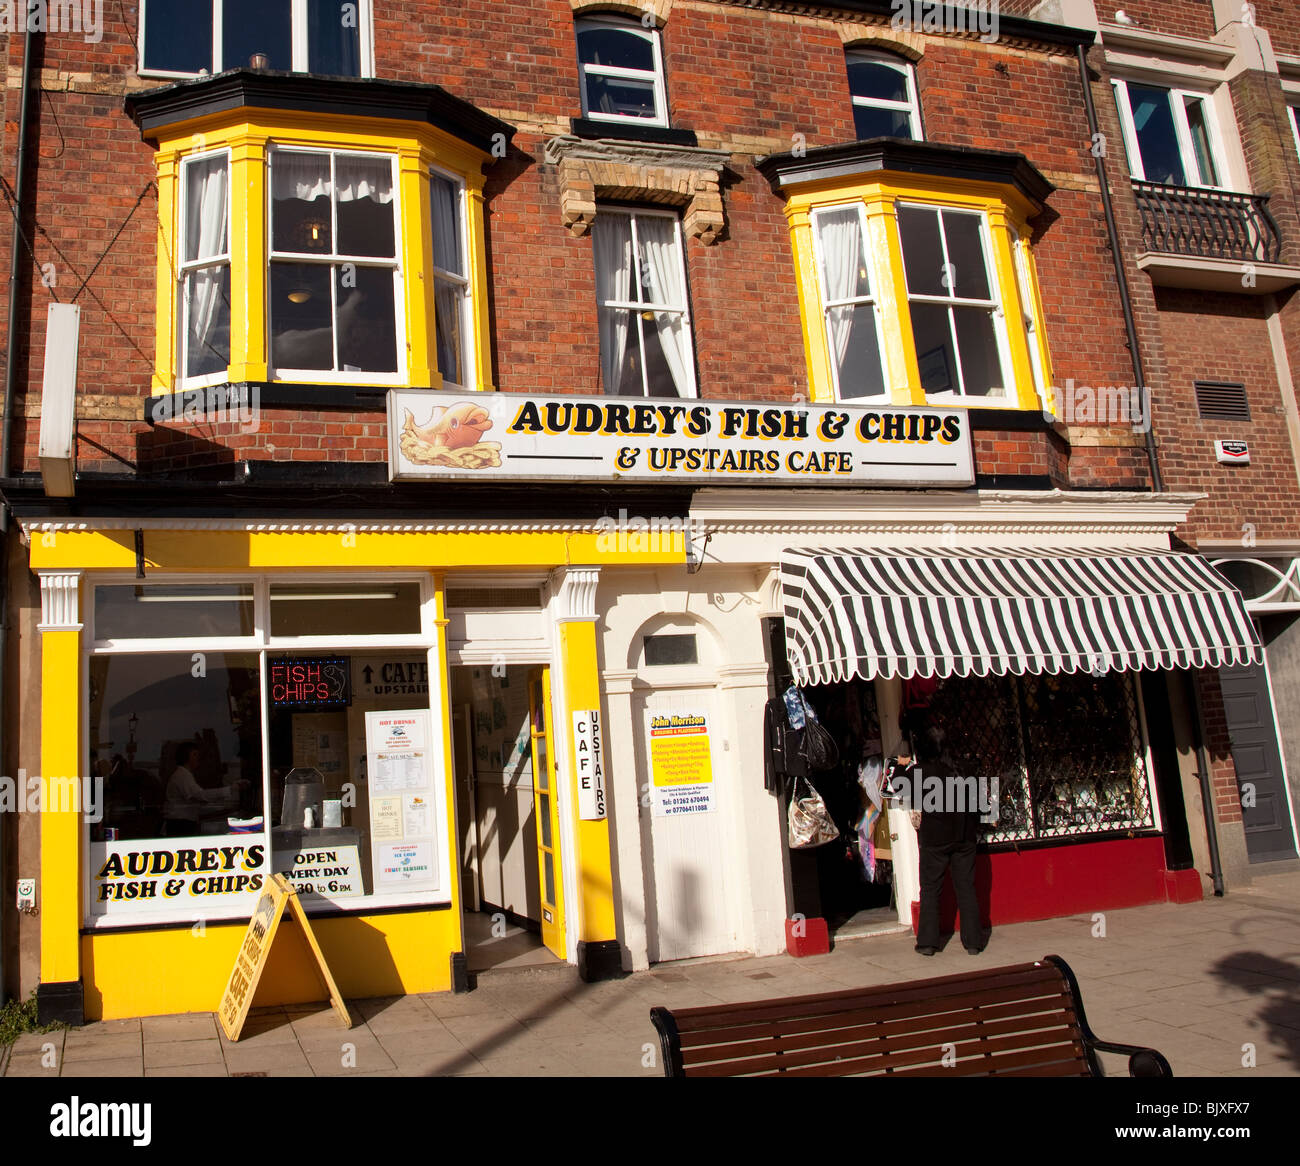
[{"xmin": 0, "ymin": 0, "xmax": 1294, "ymax": 1022}]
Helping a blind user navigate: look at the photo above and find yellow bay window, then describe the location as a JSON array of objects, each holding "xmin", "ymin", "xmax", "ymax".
[
  {"xmin": 126, "ymin": 71, "xmax": 511, "ymax": 398},
  {"xmin": 758, "ymin": 139, "xmax": 1055, "ymax": 410}
]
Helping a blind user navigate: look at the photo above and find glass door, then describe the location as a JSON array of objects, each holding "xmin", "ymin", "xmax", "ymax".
[{"xmin": 528, "ymin": 668, "xmax": 565, "ymax": 958}]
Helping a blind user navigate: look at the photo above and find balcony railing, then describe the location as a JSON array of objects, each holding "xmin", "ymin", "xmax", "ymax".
[{"xmin": 1131, "ymin": 180, "xmax": 1282, "ymax": 264}]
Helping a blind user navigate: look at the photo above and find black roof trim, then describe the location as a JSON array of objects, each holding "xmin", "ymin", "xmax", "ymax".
[
  {"xmin": 0, "ymin": 472, "xmax": 693, "ymax": 524},
  {"xmin": 124, "ymin": 70, "xmax": 515, "ymax": 156},
  {"xmin": 756, "ymin": 137, "xmax": 1055, "ymax": 206}
]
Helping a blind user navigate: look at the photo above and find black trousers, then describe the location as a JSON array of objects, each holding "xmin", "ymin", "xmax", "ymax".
[{"xmin": 917, "ymin": 839, "xmax": 983, "ymax": 950}]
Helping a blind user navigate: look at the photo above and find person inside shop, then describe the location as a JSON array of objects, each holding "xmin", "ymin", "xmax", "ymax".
[
  {"xmin": 163, "ymin": 742, "xmax": 244, "ymax": 836},
  {"xmin": 895, "ymin": 689, "xmax": 987, "ymax": 957}
]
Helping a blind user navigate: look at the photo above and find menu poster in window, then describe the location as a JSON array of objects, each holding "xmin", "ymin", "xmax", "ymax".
[
  {"xmin": 646, "ymin": 709, "xmax": 716, "ymax": 818},
  {"xmin": 364, "ymin": 710, "xmax": 438, "ymax": 893}
]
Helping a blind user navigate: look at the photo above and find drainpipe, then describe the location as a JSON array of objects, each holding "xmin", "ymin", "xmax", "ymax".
[
  {"xmin": 1077, "ymin": 45, "xmax": 1230, "ymax": 894},
  {"xmin": 0, "ymin": 29, "xmax": 36, "ymax": 1006},
  {"xmin": 1075, "ymin": 43, "xmax": 1162, "ymax": 493}
]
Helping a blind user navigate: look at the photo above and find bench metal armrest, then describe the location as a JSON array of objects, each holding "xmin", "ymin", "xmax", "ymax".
[
  {"xmin": 650, "ymin": 1006, "xmax": 686, "ymax": 1078},
  {"xmin": 1087, "ymin": 1037, "xmax": 1174, "ymax": 1078},
  {"xmin": 1042, "ymin": 955, "xmax": 1174, "ymax": 1078}
]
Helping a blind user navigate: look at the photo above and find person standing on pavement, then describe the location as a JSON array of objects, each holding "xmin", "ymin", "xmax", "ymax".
[{"xmin": 897, "ymin": 692, "xmax": 986, "ymax": 957}]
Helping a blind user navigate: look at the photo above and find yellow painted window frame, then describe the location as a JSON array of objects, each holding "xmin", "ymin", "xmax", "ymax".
[
  {"xmin": 782, "ymin": 175, "xmax": 1052, "ymax": 411},
  {"xmin": 150, "ymin": 111, "xmax": 496, "ymax": 397}
]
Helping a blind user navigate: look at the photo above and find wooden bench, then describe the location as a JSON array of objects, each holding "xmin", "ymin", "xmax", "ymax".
[{"xmin": 649, "ymin": 954, "xmax": 1172, "ymax": 1077}]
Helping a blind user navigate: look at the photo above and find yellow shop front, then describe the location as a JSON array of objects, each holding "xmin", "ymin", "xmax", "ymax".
[{"xmin": 25, "ymin": 521, "xmax": 673, "ymax": 1021}]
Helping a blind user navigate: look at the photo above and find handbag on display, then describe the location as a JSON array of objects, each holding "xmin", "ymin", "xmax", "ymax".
[
  {"xmin": 797, "ymin": 691, "xmax": 840, "ymax": 772},
  {"xmin": 788, "ymin": 775, "xmax": 841, "ymax": 849}
]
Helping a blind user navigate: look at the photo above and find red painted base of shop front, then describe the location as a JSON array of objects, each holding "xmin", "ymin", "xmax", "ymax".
[{"xmin": 908, "ymin": 836, "xmax": 1203, "ymax": 934}]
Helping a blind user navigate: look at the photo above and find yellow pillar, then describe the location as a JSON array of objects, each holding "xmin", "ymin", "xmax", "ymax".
[
  {"xmin": 228, "ymin": 132, "xmax": 268, "ymax": 383},
  {"xmin": 861, "ymin": 191, "xmax": 924, "ymax": 405},
  {"xmin": 551, "ymin": 568, "xmax": 618, "ymax": 970},
  {"xmin": 152, "ymin": 151, "xmax": 179, "ymax": 394},
  {"xmin": 400, "ymin": 147, "xmax": 436, "ymax": 389},
  {"xmin": 985, "ymin": 205, "xmax": 1040, "ymax": 411},
  {"xmin": 38, "ymin": 573, "xmax": 84, "ymax": 994}
]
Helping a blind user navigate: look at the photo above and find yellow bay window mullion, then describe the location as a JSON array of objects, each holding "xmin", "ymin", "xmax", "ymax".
[
  {"xmin": 984, "ymin": 204, "xmax": 1040, "ymax": 412},
  {"xmin": 465, "ymin": 183, "xmax": 494, "ymax": 392},
  {"xmin": 227, "ymin": 133, "xmax": 268, "ymax": 384},
  {"xmin": 862, "ymin": 191, "xmax": 924, "ymax": 407},
  {"xmin": 401, "ymin": 148, "xmax": 436, "ymax": 389},
  {"xmin": 785, "ymin": 203, "xmax": 836, "ymax": 404},
  {"xmin": 152, "ymin": 151, "xmax": 179, "ymax": 394}
]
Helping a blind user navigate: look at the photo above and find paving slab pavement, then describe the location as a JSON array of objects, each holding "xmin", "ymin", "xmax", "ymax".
[{"xmin": 5, "ymin": 868, "xmax": 1297, "ymax": 1078}]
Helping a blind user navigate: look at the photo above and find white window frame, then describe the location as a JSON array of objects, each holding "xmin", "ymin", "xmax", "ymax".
[
  {"xmin": 576, "ymin": 15, "xmax": 669, "ymax": 127},
  {"xmin": 266, "ymin": 145, "xmax": 406, "ymax": 385},
  {"xmin": 429, "ymin": 167, "xmax": 474, "ymax": 390},
  {"xmin": 1112, "ymin": 78, "xmax": 1226, "ymax": 189},
  {"xmin": 897, "ymin": 202, "xmax": 1014, "ymax": 404},
  {"xmin": 810, "ymin": 202, "xmax": 890, "ymax": 402},
  {"xmin": 845, "ymin": 49, "xmax": 922, "ymax": 142},
  {"xmin": 177, "ymin": 149, "xmax": 232, "ymax": 390},
  {"xmin": 83, "ymin": 573, "xmax": 447, "ymax": 929},
  {"xmin": 138, "ymin": 0, "xmax": 375, "ymax": 79},
  {"xmin": 595, "ymin": 206, "xmax": 697, "ymax": 398},
  {"xmin": 1289, "ymin": 104, "xmax": 1300, "ymax": 165}
]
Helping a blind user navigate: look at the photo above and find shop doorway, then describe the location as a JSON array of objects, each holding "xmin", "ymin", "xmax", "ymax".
[
  {"xmin": 794, "ymin": 680, "xmax": 899, "ymax": 937},
  {"xmin": 451, "ymin": 664, "xmax": 565, "ymax": 970},
  {"xmin": 1220, "ymin": 643, "xmax": 1299, "ymax": 864}
]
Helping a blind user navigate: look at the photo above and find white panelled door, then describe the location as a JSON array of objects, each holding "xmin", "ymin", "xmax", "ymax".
[{"xmin": 641, "ymin": 687, "xmax": 742, "ymax": 962}]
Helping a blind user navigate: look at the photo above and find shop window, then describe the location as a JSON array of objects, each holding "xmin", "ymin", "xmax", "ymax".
[
  {"xmin": 592, "ymin": 208, "xmax": 696, "ymax": 397},
  {"xmin": 931, "ymin": 671, "xmax": 1155, "ymax": 844},
  {"xmin": 269, "ymin": 147, "xmax": 400, "ymax": 379},
  {"xmin": 90, "ymin": 652, "xmax": 265, "ymax": 847},
  {"xmin": 179, "ymin": 151, "xmax": 232, "ymax": 387},
  {"xmin": 268, "ymin": 582, "xmax": 423, "ymax": 637},
  {"xmin": 1112, "ymin": 79, "xmax": 1224, "ymax": 188},
  {"xmin": 644, "ymin": 633, "xmax": 698, "ymax": 666},
  {"xmin": 94, "ymin": 583, "xmax": 255, "ymax": 641},
  {"xmin": 811, "ymin": 204, "xmax": 887, "ymax": 400},
  {"xmin": 899, "ymin": 204, "xmax": 1010, "ymax": 400},
  {"xmin": 846, "ymin": 50, "xmax": 921, "ymax": 142},
  {"xmin": 575, "ymin": 14, "xmax": 669, "ymax": 126},
  {"xmin": 140, "ymin": 0, "xmax": 370, "ymax": 77},
  {"xmin": 86, "ymin": 578, "xmax": 445, "ymax": 925}
]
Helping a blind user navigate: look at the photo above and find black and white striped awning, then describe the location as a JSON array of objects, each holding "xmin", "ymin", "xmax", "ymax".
[{"xmin": 781, "ymin": 547, "xmax": 1263, "ymax": 685}]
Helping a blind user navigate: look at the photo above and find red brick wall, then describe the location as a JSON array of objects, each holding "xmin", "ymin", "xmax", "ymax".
[
  {"xmin": 1094, "ymin": 1, "xmax": 1218, "ymax": 39},
  {"xmin": 0, "ymin": 2, "xmax": 1190, "ymax": 490},
  {"xmin": 1147, "ymin": 290, "xmax": 1300, "ymax": 543}
]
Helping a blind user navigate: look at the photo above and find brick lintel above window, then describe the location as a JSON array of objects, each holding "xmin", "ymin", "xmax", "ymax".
[{"xmin": 544, "ymin": 135, "xmax": 730, "ymax": 244}]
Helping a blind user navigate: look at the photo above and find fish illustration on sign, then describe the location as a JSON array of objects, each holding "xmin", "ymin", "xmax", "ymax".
[{"xmin": 399, "ymin": 401, "xmax": 502, "ymax": 469}]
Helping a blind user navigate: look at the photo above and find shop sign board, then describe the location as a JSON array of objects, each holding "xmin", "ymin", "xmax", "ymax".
[
  {"xmin": 365, "ymin": 710, "xmax": 439, "ymax": 893},
  {"xmin": 269, "ymin": 657, "xmax": 351, "ymax": 708},
  {"xmin": 572, "ymin": 709, "xmax": 607, "ymax": 821},
  {"xmin": 218, "ymin": 874, "xmax": 351, "ymax": 1041},
  {"xmin": 90, "ymin": 837, "xmax": 266, "ymax": 917},
  {"xmin": 646, "ymin": 710, "xmax": 716, "ymax": 818},
  {"xmin": 389, "ymin": 391, "xmax": 974, "ymax": 488}
]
